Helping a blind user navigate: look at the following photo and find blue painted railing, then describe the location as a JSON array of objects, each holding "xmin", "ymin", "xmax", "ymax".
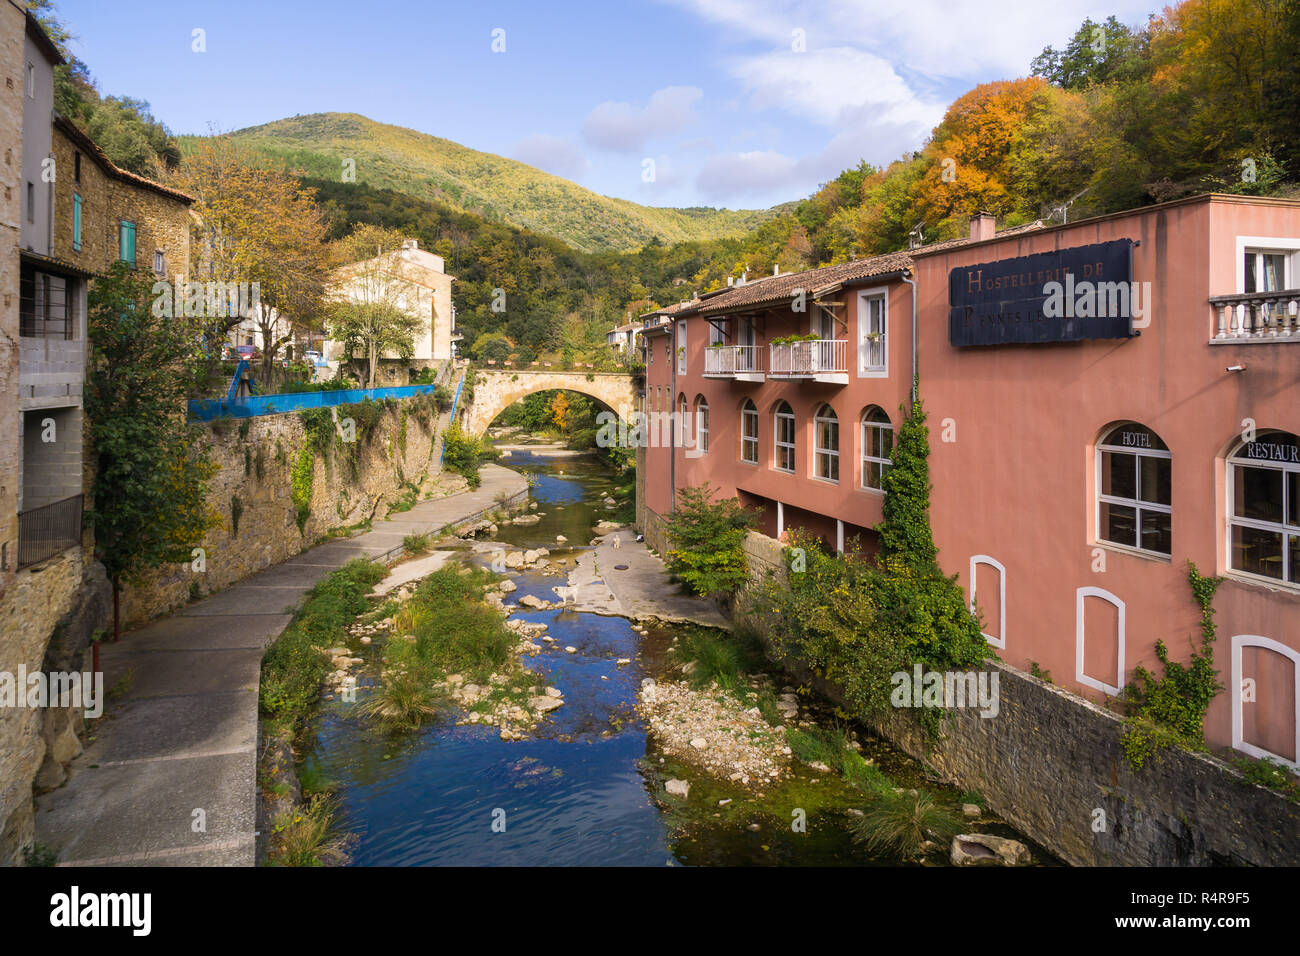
[
  {"xmin": 189, "ymin": 383, "xmax": 441, "ymax": 422},
  {"xmin": 438, "ymin": 366, "xmax": 468, "ymax": 468}
]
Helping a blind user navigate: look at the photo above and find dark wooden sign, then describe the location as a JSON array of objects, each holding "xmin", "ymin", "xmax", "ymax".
[{"xmin": 949, "ymin": 239, "xmax": 1136, "ymax": 347}]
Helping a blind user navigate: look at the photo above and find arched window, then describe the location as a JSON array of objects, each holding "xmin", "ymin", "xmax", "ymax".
[
  {"xmin": 695, "ymin": 396, "xmax": 709, "ymax": 453},
  {"xmin": 861, "ymin": 406, "xmax": 893, "ymax": 490},
  {"xmin": 740, "ymin": 399, "xmax": 758, "ymax": 463},
  {"xmin": 774, "ymin": 401, "xmax": 795, "ymax": 473},
  {"xmin": 814, "ymin": 404, "xmax": 839, "ymax": 482},
  {"xmin": 1096, "ymin": 423, "xmax": 1171, "ymax": 556},
  {"xmin": 1229, "ymin": 431, "xmax": 1300, "ymax": 585}
]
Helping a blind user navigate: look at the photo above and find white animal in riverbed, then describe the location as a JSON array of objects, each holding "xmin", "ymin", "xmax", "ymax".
[
  {"xmin": 611, "ymin": 535, "xmax": 621, "ymax": 550},
  {"xmin": 553, "ymin": 585, "xmax": 576, "ymax": 605}
]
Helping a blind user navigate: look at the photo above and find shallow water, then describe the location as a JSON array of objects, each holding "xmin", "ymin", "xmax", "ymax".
[{"xmin": 301, "ymin": 448, "xmax": 1053, "ymax": 866}]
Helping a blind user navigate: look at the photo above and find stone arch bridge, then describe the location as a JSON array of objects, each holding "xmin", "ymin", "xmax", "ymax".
[{"xmin": 461, "ymin": 368, "xmax": 637, "ymax": 437}]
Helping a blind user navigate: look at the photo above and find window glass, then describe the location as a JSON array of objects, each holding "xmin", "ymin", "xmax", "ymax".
[
  {"xmin": 1228, "ymin": 432, "xmax": 1300, "ymax": 584},
  {"xmin": 1097, "ymin": 423, "xmax": 1171, "ymax": 555}
]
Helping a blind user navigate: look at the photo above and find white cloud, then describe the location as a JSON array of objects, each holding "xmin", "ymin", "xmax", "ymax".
[
  {"xmin": 730, "ymin": 46, "xmax": 942, "ymax": 131},
  {"xmin": 582, "ymin": 86, "xmax": 703, "ymax": 153},
  {"xmin": 661, "ymin": 0, "xmax": 1154, "ymax": 79},
  {"xmin": 511, "ymin": 134, "xmax": 589, "ymax": 180},
  {"xmin": 696, "ymin": 150, "xmax": 799, "ymax": 199}
]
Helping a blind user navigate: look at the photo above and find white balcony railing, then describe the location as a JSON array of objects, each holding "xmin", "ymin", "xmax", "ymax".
[
  {"xmin": 768, "ymin": 339, "xmax": 847, "ymax": 377},
  {"xmin": 1209, "ymin": 290, "xmax": 1300, "ymax": 341},
  {"xmin": 704, "ymin": 344, "xmax": 764, "ymax": 376}
]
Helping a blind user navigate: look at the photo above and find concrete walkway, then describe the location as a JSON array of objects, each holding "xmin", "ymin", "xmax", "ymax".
[
  {"xmin": 566, "ymin": 529, "xmax": 728, "ymax": 629},
  {"xmin": 34, "ymin": 464, "xmax": 526, "ymax": 867}
]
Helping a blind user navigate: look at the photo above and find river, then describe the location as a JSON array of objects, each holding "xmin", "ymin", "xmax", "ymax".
[{"xmin": 299, "ymin": 446, "xmax": 1051, "ymax": 866}]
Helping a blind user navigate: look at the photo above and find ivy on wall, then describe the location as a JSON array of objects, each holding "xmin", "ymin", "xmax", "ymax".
[{"xmin": 1120, "ymin": 562, "xmax": 1224, "ymax": 769}]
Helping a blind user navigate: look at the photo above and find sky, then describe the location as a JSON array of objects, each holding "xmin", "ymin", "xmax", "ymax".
[{"xmin": 52, "ymin": 0, "xmax": 1155, "ymax": 211}]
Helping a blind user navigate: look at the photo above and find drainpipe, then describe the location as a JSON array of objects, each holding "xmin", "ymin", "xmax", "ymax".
[
  {"xmin": 669, "ymin": 326, "xmax": 677, "ymax": 513},
  {"xmin": 901, "ymin": 272, "xmax": 919, "ymax": 408}
]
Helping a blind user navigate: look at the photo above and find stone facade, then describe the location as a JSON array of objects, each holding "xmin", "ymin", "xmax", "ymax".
[
  {"xmin": 49, "ymin": 115, "xmax": 192, "ymax": 279},
  {"xmin": 120, "ymin": 396, "xmax": 446, "ymax": 629}
]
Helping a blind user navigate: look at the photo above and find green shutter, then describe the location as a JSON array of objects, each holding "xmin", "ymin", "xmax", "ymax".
[
  {"xmin": 72, "ymin": 194, "xmax": 81, "ymax": 251},
  {"xmin": 120, "ymin": 221, "xmax": 136, "ymax": 263}
]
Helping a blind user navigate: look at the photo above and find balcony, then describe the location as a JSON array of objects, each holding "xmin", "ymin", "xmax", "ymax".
[
  {"xmin": 768, "ymin": 339, "xmax": 848, "ymax": 384},
  {"xmin": 17, "ymin": 495, "xmax": 83, "ymax": 569},
  {"xmin": 704, "ymin": 345, "xmax": 765, "ymax": 382},
  {"xmin": 1209, "ymin": 290, "xmax": 1300, "ymax": 342}
]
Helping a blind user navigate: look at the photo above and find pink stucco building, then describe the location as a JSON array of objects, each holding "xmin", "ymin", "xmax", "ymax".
[{"xmin": 639, "ymin": 193, "xmax": 1300, "ymax": 765}]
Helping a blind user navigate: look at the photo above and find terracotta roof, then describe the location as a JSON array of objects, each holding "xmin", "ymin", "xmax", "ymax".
[
  {"xmin": 679, "ymin": 252, "xmax": 912, "ymax": 317},
  {"xmin": 53, "ymin": 115, "xmax": 195, "ymax": 205},
  {"xmin": 636, "ymin": 218, "xmax": 1051, "ymax": 322}
]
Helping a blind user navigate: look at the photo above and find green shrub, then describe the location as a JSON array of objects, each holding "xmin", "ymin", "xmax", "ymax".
[
  {"xmin": 850, "ymin": 789, "xmax": 962, "ymax": 859},
  {"xmin": 259, "ymin": 560, "xmax": 386, "ymax": 731},
  {"xmin": 442, "ymin": 423, "xmax": 484, "ymax": 488},
  {"xmin": 664, "ymin": 483, "xmax": 757, "ymax": 598}
]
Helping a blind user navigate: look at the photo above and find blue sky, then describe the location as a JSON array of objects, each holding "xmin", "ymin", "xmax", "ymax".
[{"xmin": 53, "ymin": 0, "xmax": 1153, "ymax": 211}]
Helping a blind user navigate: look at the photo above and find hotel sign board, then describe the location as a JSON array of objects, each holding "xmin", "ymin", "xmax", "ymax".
[{"xmin": 948, "ymin": 239, "xmax": 1136, "ymax": 347}]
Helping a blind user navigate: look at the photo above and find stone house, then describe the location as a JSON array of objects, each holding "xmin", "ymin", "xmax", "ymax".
[
  {"xmin": 0, "ymin": 6, "xmax": 192, "ymax": 863},
  {"xmin": 326, "ymin": 238, "xmax": 456, "ymax": 385}
]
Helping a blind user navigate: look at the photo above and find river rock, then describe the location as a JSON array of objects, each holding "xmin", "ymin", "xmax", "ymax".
[
  {"xmin": 504, "ymin": 551, "xmax": 525, "ymax": 569},
  {"xmin": 499, "ymin": 580, "xmax": 518, "ymax": 593},
  {"xmin": 512, "ymin": 514, "xmax": 542, "ymax": 525},
  {"xmin": 950, "ymin": 834, "xmax": 1030, "ymax": 867},
  {"xmin": 530, "ymin": 695, "xmax": 564, "ymax": 713},
  {"xmin": 517, "ymin": 594, "xmax": 548, "ymax": 609},
  {"xmin": 962, "ymin": 803, "xmax": 981, "ymax": 819},
  {"xmin": 665, "ymin": 779, "xmax": 690, "ymax": 798},
  {"xmin": 556, "ymin": 534, "xmax": 568, "ymax": 543},
  {"xmin": 689, "ymin": 737, "xmax": 708, "ymax": 750},
  {"xmin": 544, "ymin": 687, "xmax": 563, "ymax": 698}
]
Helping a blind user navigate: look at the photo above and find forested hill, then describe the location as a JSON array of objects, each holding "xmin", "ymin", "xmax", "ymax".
[{"xmin": 194, "ymin": 113, "xmax": 777, "ymax": 254}]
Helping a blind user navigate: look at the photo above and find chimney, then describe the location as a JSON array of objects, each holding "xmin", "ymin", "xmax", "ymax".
[
  {"xmin": 969, "ymin": 211, "xmax": 995, "ymax": 242},
  {"xmin": 402, "ymin": 238, "xmax": 418, "ymax": 251},
  {"xmin": 773, "ymin": 263, "xmax": 780, "ymax": 276}
]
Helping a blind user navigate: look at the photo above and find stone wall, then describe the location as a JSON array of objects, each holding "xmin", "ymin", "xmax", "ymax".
[
  {"xmin": 0, "ymin": 549, "xmax": 102, "ymax": 864},
  {"xmin": 50, "ymin": 118, "xmax": 191, "ymax": 279},
  {"xmin": 120, "ymin": 397, "xmax": 445, "ymax": 629},
  {"xmin": 1, "ymin": 0, "xmax": 23, "ymax": 582},
  {"xmin": 873, "ymin": 659, "xmax": 1300, "ymax": 866},
  {"xmin": 637, "ymin": 500, "xmax": 1300, "ymax": 865}
]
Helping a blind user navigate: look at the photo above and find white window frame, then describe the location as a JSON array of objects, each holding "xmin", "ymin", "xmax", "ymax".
[
  {"xmin": 969, "ymin": 555, "xmax": 1006, "ymax": 650},
  {"xmin": 860, "ymin": 407, "xmax": 893, "ymax": 492},
  {"xmin": 676, "ymin": 320, "xmax": 687, "ymax": 374},
  {"xmin": 857, "ymin": 288, "xmax": 888, "ymax": 377},
  {"xmin": 1234, "ymin": 236, "xmax": 1300, "ymax": 293},
  {"xmin": 813, "ymin": 404, "xmax": 839, "ymax": 483},
  {"xmin": 1226, "ymin": 433, "xmax": 1300, "ymax": 590},
  {"xmin": 1095, "ymin": 423, "xmax": 1172, "ymax": 558},
  {"xmin": 1076, "ymin": 586, "xmax": 1125, "ymax": 696},
  {"xmin": 1231, "ymin": 634, "xmax": 1300, "ymax": 770},
  {"xmin": 708, "ymin": 319, "xmax": 725, "ymax": 347},
  {"xmin": 740, "ymin": 400, "xmax": 759, "ymax": 464},
  {"xmin": 773, "ymin": 402, "xmax": 795, "ymax": 473},
  {"xmin": 696, "ymin": 397, "xmax": 709, "ymax": 453}
]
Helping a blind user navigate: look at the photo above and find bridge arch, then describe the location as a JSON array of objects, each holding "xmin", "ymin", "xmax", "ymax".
[{"xmin": 461, "ymin": 368, "xmax": 638, "ymax": 438}]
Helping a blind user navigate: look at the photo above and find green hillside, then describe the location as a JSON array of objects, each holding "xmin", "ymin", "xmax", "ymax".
[{"xmin": 184, "ymin": 113, "xmax": 776, "ymax": 253}]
